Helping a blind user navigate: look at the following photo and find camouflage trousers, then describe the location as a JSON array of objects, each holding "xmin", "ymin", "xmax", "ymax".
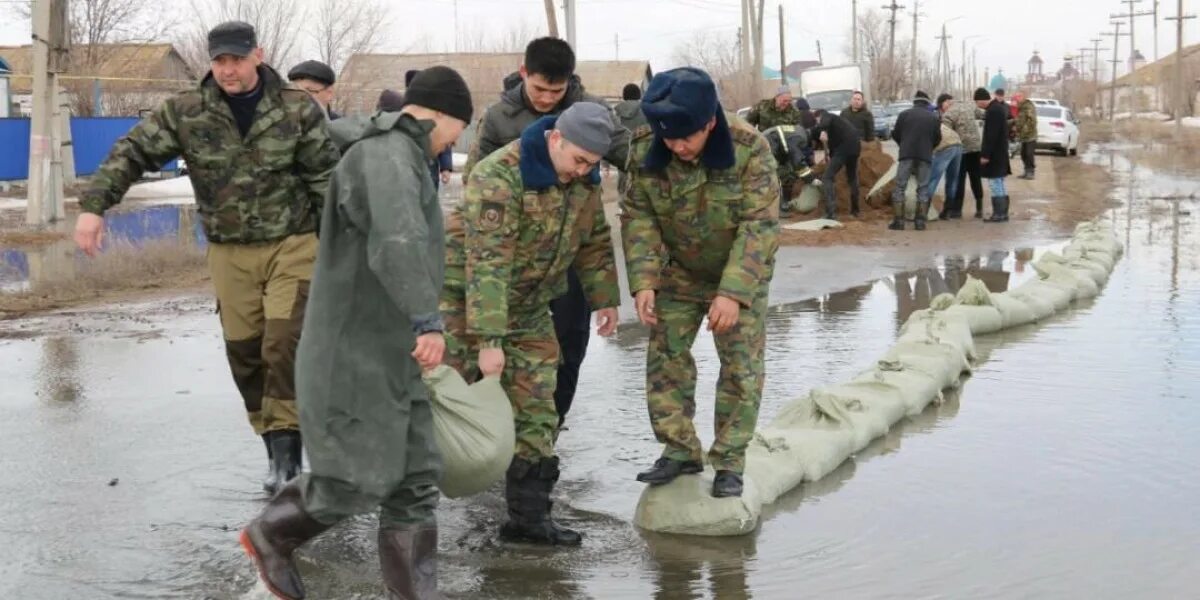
[
  {"xmin": 778, "ymin": 169, "xmax": 798, "ymax": 209},
  {"xmin": 646, "ymin": 290, "xmax": 768, "ymax": 474},
  {"xmin": 207, "ymin": 233, "xmax": 315, "ymax": 435},
  {"xmin": 442, "ymin": 300, "xmax": 560, "ymax": 461}
]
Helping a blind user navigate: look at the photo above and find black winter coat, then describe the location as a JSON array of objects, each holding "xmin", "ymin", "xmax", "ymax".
[
  {"xmin": 981, "ymin": 100, "xmax": 1013, "ymax": 178},
  {"xmin": 891, "ymin": 99, "xmax": 942, "ymax": 163}
]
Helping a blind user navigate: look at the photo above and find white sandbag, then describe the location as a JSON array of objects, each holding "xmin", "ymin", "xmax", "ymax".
[
  {"xmin": 898, "ymin": 308, "xmax": 977, "ymax": 360},
  {"xmin": 852, "ymin": 363, "xmax": 946, "ymax": 415},
  {"xmin": 990, "ymin": 292, "xmax": 1039, "ymax": 327},
  {"xmin": 883, "ymin": 342, "xmax": 971, "ymax": 388},
  {"xmin": 1064, "ymin": 244, "xmax": 1116, "ymax": 272},
  {"xmin": 809, "ymin": 385, "xmax": 906, "ymax": 451},
  {"xmin": 755, "ymin": 418, "xmax": 858, "ymax": 485},
  {"xmin": 942, "ymin": 304, "xmax": 1005, "ymax": 334},
  {"xmin": 794, "ymin": 183, "xmax": 822, "ymax": 213},
  {"xmin": 634, "ymin": 467, "xmax": 763, "ymax": 536},
  {"xmin": 1010, "ymin": 278, "xmax": 1073, "ymax": 310},
  {"xmin": 1004, "ymin": 289, "xmax": 1058, "ymax": 320},
  {"xmin": 1039, "ymin": 251, "xmax": 1109, "ymax": 288},
  {"xmin": 1034, "ymin": 257, "xmax": 1100, "ymax": 299},
  {"xmin": 424, "ymin": 366, "xmax": 515, "ymax": 499}
]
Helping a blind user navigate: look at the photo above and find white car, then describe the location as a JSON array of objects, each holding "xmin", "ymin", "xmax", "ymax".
[
  {"xmin": 1036, "ymin": 105, "xmax": 1080, "ymax": 156},
  {"xmin": 1029, "ymin": 97, "xmax": 1060, "ymax": 106}
]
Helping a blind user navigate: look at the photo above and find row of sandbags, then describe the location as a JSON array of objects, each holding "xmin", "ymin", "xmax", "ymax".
[{"xmin": 634, "ymin": 221, "xmax": 1124, "ymax": 536}]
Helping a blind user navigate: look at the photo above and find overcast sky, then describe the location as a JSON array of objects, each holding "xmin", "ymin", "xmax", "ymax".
[{"xmin": 1, "ymin": 0, "xmax": 1195, "ymax": 82}]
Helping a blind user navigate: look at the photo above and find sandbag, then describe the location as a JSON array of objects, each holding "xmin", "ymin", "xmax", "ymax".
[
  {"xmin": 1010, "ymin": 278, "xmax": 1073, "ymax": 311},
  {"xmin": 1039, "ymin": 251, "xmax": 1109, "ymax": 288},
  {"xmin": 942, "ymin": 304, "xmax": 1004, "ymax": 334},
  {"xmin": 1004, "ymin": 289, "xmax": 1057, "ymax": 321},
  {"xmin": 1034, "ymin": 257, "xmax": 1100, "ymax": 299},
  {"xmin": 898, "ymin": 308, "xmax": 976, "ymax": 360},
  {"xmin": 852, "ymin": 362, "xmax": 946, "ymax": 415},
  {"xmin": 1064, "ymin": 244, "xmax": 1116, "ymax": 272},
  {"xmin": 794, "ymin": 183, "xmax": 822, "ymax": 213},
  {"xmin": 990, "ymin": 292, "xmax": 1039, "ymax": 327},
  {"xmin": 634, "ymin": 467, "xmax": 762, "ymax": 536},
  {"xmin": 424, "ymin": 366, "xmax": 515, "ymax": 499}
]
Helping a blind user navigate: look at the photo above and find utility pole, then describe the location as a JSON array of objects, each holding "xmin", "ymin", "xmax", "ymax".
[
  {"xmin": 741, "ymin": 0, "xmax": 751, "ymax": 74},
  {"xmin": 1113, "ymin": 0, "xmax": 1155, "ymax": 71},
  {"xmin": 1104, "ymin": 20, "xmax": 1130, "ymax": 121},
  {"xmin": 816, "ymin": 40, "xmax": 823, "ymax": 65},
  {"xmin": 852, "ymin": 0, "xmax": 860, "ymax": 62},
  {"xmin": 26, "ymin": 0, "xmax": 69, "ymax": 226},
  {"xmin": 1166, "ymin": 0, "xmax": 1197, "ymax": 135},
  {"xmin": 882, "ymin": 1, "xmax": 905, "ymax": 100},
  {"xmin": 614, "ymin": 33, "xmax": 619, "ymax": 60},
  {"xmin": 543, "ymin": 0, "xmax": 559, "ymax": 38},
  {"xmin": 910, "ymin": 0, "xmax": 922, "ymax": 96},
  {"xmin": 936, "ymin": 24, "xmax": 951, "ymax": 93},
  {"xmin": 454, "ymin": 0, "xmax": 459, "ymax": 52},
  {"xmin": 779, "ymin": 3, "xmax": 788, "ymax": 86},
  {"xmin": 1090, "ymin": 37, "xmax": 1108, "ymax": 114},
  {"xmin": 1153, "ymin": 0, "xmax": 1160, "ymax": 61},
  {"xmin": 562, "ymin": 0, "xmax": 577, "ymax": 47}
]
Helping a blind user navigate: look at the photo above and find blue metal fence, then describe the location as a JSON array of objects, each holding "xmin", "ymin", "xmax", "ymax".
[{"xmin": 0, "ymin": 117, "xmax": 178, "ymax": 181}]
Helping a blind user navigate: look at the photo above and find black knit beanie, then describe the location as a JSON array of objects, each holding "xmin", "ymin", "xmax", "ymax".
[
  {"xmin": 973, "ymin": 87, "xmax": 991, "ymax": 101},
  {"xmin": 402, "ymin": 66, "xmax": 474, "ymax": 123}
]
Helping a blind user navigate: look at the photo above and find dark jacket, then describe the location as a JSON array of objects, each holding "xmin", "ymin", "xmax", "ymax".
[
  {"xmin": 613, "ymin": 99, "xmax": 648, "ymax": 134},
  {"xmin": 891, "ymin": 99, "xmax": 942, "ymax": 163},
  {"xmin": 297, "ymin": 113, "xmax": 444, "ymax": 496},
  {"xmin": 811, "ymin": 111, "xmax": 862, "ymax": 158},
  {"xmin": 981, "ymin": 99, "xmax": 1013, "ymax": 178},
  {"xmin": 464, "ymin": 78, "xmax": 631, "ymax": 176},
  {"xmin": 839, "ymin": 106, "xmax": 876, "ymax": 142}
]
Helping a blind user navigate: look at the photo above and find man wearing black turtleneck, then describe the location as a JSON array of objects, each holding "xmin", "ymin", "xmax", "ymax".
[{"xmin": 224, "ymin": 76, "xmax": 263, "ymax": 137}]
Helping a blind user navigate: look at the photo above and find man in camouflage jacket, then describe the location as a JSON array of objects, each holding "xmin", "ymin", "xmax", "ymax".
[
  {"xmin": 73, "ymin": 22, "xmax": 339, "ymax": 493},
  {"xmin": 622, "ymin": 67, "xmax": 780, "ymax": 499},
  {"xmin": 1014, "ymin": 93, "xmax": 1038, "ymax": 179},
  {"xmin": 746, "ymin": 86, "xmax": 805, "ymax": 214},
  {"xmin": 441, "ymin": 103, "xmax": 620, "ymax": 546}
]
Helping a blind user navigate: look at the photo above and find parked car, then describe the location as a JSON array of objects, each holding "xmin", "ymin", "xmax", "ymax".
[
  {"xmin": 1036, "ymin": 105, "xmax": 1080, "ymax": 156},
  {"xmin": 884, "ymin": 102, "xmax": 912, "ymax": 132},
  {"xmin": 1029, "ymin": 97, "xmax": 1060, "ymax": 106},
  {"xmin": 873, "ymin": 110, "xmax": 891, "ymax": 140}
]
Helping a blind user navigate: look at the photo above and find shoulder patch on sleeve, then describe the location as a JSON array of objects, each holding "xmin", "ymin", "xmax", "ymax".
[{"xmin": 479, "ymin": 202, "xmax": 505, "ymax": 232}]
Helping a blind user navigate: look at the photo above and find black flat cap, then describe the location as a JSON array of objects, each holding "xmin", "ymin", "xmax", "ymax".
[
  {"xmin": 208, "ymin": 21, "xmax": 257, "ymax": 60},
  {"xmin": 288, "ymin": 60, "xmax": 336, "ymax": 86}
]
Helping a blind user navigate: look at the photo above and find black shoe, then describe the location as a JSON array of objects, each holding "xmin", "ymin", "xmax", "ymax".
[
  {"xmin": 379, "ymin": 523, "xmax": 441, "ymax": 600},
  {"xmin": 712, "ymin": 471, "xmax": 744, "ymax": 498},
  {"xmin": 240, "ymin": 480, "xmax": 332, "ymax": 600},
  {"xmin": 888, "ymin": 218, "xmax": 904, "ymax": 231},
  {"xmin": 262, "ymin": 435, "xmax": 278, "ymax": 494},
  {"xmin": 914, "ymin": 202, "xmax": 928, "ymax": 230},
  {"xmin": 269, "ymin": 430, "xmax": 303, "ymax": 493},
  {"xmin": 635, "ymin": 457, "xmax": 703, "ymax": 486},
  {"xmin": 500, "ymin": 457, "xmax": 582, "ymax": 546}
]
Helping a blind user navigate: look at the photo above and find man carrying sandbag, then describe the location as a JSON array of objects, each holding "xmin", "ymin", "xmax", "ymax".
[
  {"xmin": 240, "ymin": 66, "xmax": 473, "ymax": 600},
  {"xmin": 621, "ymin": 67, "xmax": 780, "ymax": 499},
  {"xmin": 441, "ymin": 103, "xmax": 621, "ymax": 546}
]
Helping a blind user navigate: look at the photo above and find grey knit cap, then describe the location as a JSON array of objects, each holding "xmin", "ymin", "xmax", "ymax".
[{"xmin": 557, "ymin": 103, "xmax": 614, "ymax": 156}]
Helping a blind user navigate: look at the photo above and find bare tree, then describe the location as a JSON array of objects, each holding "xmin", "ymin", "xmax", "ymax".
[
  {"xmin": 672, "ymin": 29, "xmax": 761, "ymax": 109},
  {"xmin": 455, "ymin": 19, "xmax": 543, "ymax": 54},
  {"xmin": 178, "ymin": 0, "xmax": 307, "ymax": 75},
  {"xmin": 312, "ymin": 0, "xmax": 389, "ymax": 74}
]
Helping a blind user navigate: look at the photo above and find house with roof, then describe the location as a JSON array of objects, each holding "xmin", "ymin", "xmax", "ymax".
[
  {"xmin": 0, "ymin": 43, "xmax": 196, "ymax": 117},
  {"xmin": 1100, "ymin": 43, "xmax": 1200, "ymax": 115}
]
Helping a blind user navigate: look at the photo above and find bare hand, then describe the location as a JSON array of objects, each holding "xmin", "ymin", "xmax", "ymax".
[
  {"xmin": 595, "ymin": 307, "xmax": 618, "ymax": 337},
  {"xmin": 478, "ymin": 347, "xmax": 505, "ymax": 378},
  {"xmin": 441, "ymin": 170, "xmax": 451, "ymax": 184},
  {"xmin": 980, "ymin": 157, "xmax": 990, "ymax": 166},
  {"xmin": 707, "ymin": 296, "xmax": 740, "ymax": 334},
  {"xmin": 635, "ymin": 290, "xmax": 657, "ymax": 326},
  {"xmin": 412, "ymin": 332, "xmax": 445, "ymax": 371},
  {"xmin": 74, "ymin": 213, "xmax": 106, "ymax": 257},
  {"xmin": 819, "ymin": 131, "xmax": 829, "ymax": 144}
]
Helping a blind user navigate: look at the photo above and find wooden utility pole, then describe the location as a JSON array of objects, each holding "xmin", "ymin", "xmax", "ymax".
[
  {"xmin": 614, "ymin": 33, "xmax": 619, "ymax": 60},
  {"xmin": 741, "ymin": 0, "xmax": 751, "ymax": 74},
  {"xmin": 1112, "ymin": 1, "xmax": 1155, "ymax": 112},
  {"xmin": 1166, "ymin": 0, "xmax": 1197, "ymax": 135},
  {"xmin": 816, "ymin": 40, "xmax": 823, "ymax": 65},
  {"xmin": 562, "ymin": 0, "xmax": 577, "ymax": 47},
  {"xmin": 26, "ymin": 0, "xmax": 69, "ymax": 226},
  {"xmin": 779, "ymin": 3, "xmax": 788, "ymax": 85},
  {"xmin": 543, "ymin": 0, "xmax": 559, "ymax": 38},
  {"xmin": 1090, "ymin": 37, "xmax": 1108, "ymax": 113},
  {"xmin": 882, "ymin": 1, "xmax": 905, "ymax": 100},
  {"xmin": 936, "ymin": 24, "xmax": 951, "ymax": 93},
  {"xmin": 910, "ymin": 0, "xmax": 921, "ymax": 96},
  {"xmin": 852, "ymin": 0, "xmax": 859, "ymax": 62},
  {"xmin": 1104, "ymin": 20, "xmax": 1130, "ymax": 121}
]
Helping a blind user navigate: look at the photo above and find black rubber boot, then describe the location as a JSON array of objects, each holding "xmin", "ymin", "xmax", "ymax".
[
  {"xmin": 712, "ymin": 470, "xmax": 744, "ymax": 498},
  {"xmin": 888, "ymin": 202, "xmax": 905, "ymax": 231},
  {"xmin": 269, "ymin": 430, "xmax": 303, "ymax": 493},
  {"xmin": 914, "ymin": 201, "xmax": 928, "ymax": 231},
  {"xmin": 240, "ymin": 480, "xmax": 332, "ymax": 600},
  {"xmin": 975, "ymin": 195, "xmax": 984, "ymax": 218},
  {"xmin": 263, "ymin": 435, "xmax": 279, "ymax": 494},
  {"xmin": 986, "ymin": 196, "xmax": 1010, "ymax": 223},
  {"xmin": 379, "ymin": 523, "xmax": 442, "ymax": 600},
  {"xmin": 499, "ymin": 457, "xmax": 582, "ymax": 546},
  {"xmin": 636, "ymin": 457, "xmax": 703, "ymax": 486}
]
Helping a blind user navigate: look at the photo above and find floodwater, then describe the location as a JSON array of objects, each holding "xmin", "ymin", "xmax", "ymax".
[{"xmin": 1, "ymin": 146, "xmax": 1198, "ymax": 599}]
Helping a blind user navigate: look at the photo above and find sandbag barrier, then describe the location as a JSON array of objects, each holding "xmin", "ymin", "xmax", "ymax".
[{"xmin": 634, "ymin": 221, "xmax": 1124, "ymax": 536}]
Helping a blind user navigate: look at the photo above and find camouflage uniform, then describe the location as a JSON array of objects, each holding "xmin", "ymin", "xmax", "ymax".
[
  {"xmin": 620, "ymin": 115, "xmax": 780, "ymax": 474},
  {"xmin": 746, "ymin": 99, "xmax": 805, "ymax": 211},
  {"xmin": 441, "ymin": 127, "xmax": 621, "ymax": 461},
  {"xmin": 1016, "ymin": 99, "xmax": 1038, "ymax": 176},
  {"xmin": 81, "ymin": 66, "xmax": 339, "ymax": 435}
]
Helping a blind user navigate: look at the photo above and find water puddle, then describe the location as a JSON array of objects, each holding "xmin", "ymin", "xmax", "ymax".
[{"xmin": 0, "ymin": 146, "xmax": 1197, "ymax": 598}]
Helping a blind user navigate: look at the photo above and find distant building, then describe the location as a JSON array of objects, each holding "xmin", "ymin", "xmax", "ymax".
[{"xmin": 1101, "ymin": 43, "xmax": 1200, "ymax": 115}]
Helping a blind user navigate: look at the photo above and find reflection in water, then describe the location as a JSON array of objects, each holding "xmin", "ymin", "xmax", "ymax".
[
  {"xmin": 37, "ymin": 336, "xmax": 83, "ymax": 403},
  {"xmin": 643, "ymin": 530, "xmax": 756, "ymax": 600}
]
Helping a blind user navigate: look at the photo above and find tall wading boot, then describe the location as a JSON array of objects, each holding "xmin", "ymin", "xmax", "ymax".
[
  {"xmin": 975, "ymin": 194, "xmax": 984, "ymax": 219},
  {"xmin": 263, "ymin": 435, "xmax": 278, "ymax": 494},
  {"xmin": 985, "ymin": 196, "xmax": 1010, "ymax": 223},
  {"xmin": 379, "ymin": 523, "xmax": 442, "ymax": 600},
  {"xmin": 499, "ymin": 457, "xmax": 582, "ymax": 546},
  {"xmin": 914, "ymin": 201, "xmax": 929, "ymax": 231},
  {"xmin": 888, "ymin": 201, "xmax": 905, "ymax": 231},
  {"xmin": 240, "ymin": 480, "xmax": 332, "ymax": 600},
  {"xmin": 269, "ymin": 430, "xmax": 303, "ymax": 492}
]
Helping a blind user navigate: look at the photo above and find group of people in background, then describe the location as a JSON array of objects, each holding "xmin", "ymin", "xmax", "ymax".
[{"xmin": 746, "ymin": 83, "xmax": 1040, "ymax": 231}]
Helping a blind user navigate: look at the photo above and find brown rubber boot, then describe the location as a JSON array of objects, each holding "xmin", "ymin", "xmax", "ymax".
[
  {"xmin": 240, "ymin": 480, "xmax": 332, "ymax": 600},
  {"xmin": 379, "ymin": 523, "xmax": 442, "ymax": 600}
]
